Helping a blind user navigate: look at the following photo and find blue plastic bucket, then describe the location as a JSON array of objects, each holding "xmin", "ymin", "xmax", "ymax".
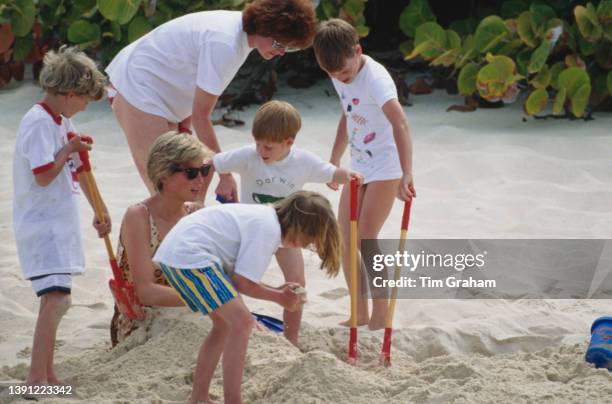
[{"xmin": 585, "ymin": 316, "xmax": 612, "ymax": 370}]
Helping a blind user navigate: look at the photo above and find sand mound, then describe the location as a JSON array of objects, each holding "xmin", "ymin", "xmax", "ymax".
[{"xmin": 1, "ymin": 308, "xmax": 611, "ymax": 403}]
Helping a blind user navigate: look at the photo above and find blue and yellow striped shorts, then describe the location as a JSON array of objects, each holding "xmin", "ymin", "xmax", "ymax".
[{"xmin": 159, "ymin": 263, "xmax": 238, "ymax": 315}]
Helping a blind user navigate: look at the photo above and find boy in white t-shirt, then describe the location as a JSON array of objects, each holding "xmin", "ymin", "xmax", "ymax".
[
  {"xmin": 313, "ymin": 19, "xmax": 417, "ymax": 330},
  {"xmin": 212, "ymin": 100, "xmax": 361, "ymax": 345},
  {"xmin": 153, "ymin": 191, "xmax": 341, "ymax": 404},
  {"xmin": 12, "ymin": 46, "xmax": 110, "ymax": 388}
]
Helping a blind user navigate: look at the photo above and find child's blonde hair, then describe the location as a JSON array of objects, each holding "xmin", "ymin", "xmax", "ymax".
[
  {"xmin": 274, "ymin": 191, "xmax": 341, "ymax": 276},
  {"xmin": 313, "ymin": 19, "xmax": 359, "ymax": 73},
  {"xmin": 39, "ymin": 45, "xmax": 107, "ymax": 100},
  {"xmin": 252, "ymin": 100, "xmax": 301, "ymax": 142},
  {"xmin": 147, "ymin": 131, "xmax": 214, "ymax": 192}
]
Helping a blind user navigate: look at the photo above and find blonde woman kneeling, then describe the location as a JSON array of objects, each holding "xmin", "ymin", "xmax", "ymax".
[{"xmin": 110, "ymin": 131, "xmax": 214, "ymax": 346}]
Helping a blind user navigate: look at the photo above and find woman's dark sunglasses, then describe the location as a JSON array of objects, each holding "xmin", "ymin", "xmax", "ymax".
[{"xmin": 171, "ymin": 164, "xmax": 211, "ymax": 180}]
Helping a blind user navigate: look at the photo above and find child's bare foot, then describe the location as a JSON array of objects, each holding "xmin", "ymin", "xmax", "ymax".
[
  {"xmin": 368, "ymin": 317, "xmax": 386, "ymax": 330},
  {"xmin": 47, "ymin": 375, "xmax": 64, "ymax": 385},
  {"xmin": 339, "ymin": 317, "xmax": 368, "ymax": 327}
]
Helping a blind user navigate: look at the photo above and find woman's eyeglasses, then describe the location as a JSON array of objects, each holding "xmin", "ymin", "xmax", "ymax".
[
  {"xmin": 171, "ymin": 164, "xmax": 211, "ymax": 180},
  {"xmin": 272, "ymin": 39, "xmax": 300, "ymax": 53}
]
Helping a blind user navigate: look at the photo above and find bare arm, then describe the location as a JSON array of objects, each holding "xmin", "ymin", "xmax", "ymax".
[
  {"xmin": 382, "ymin": 99, "xmax": 416, "ymax": 200},
  {"xmin": 327, "ymin": 114, "xmax": 350, "ymax": 191},
  {"xmin": 78, "ymin": 172, "xmax": 111, "ymax": 237},
  {"xmin": 34, "ymin": 135, "xmax": 90, "ymax": 187},
  {"xmin": 330, "ymin": 113, "xmax": 349, "ymax": 166},
  {"xmin": 122, "ymin": 206, "xmax": 184, "ymax": 307},
  {"xmin": 332, "ymin": 167, "xmax": 363, "ymax": 185},
  {"xmin": 192, "ymin": 87, "xmax": 221, "ymax": 152},
  {"xmin": 232, "ymin": 274, "xmax": 302, "ymax": 312},
  {"xmin": 192, "ymin": 87, "xmax": 238, "ymax": 201}
]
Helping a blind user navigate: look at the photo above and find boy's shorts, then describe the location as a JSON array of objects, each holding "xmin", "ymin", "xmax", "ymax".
[
  {"xmin": 159, "ymin": 263, "xmax": 238, "ymax": 315},
  {"xmin": 30, "ymin": 274, "xmax": 72, "ymax": 297}
]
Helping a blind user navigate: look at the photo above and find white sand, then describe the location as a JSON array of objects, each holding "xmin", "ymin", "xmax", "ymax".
[{"xmin": 1, "ymin": 80, "xmax": 611, "ymax": 402}]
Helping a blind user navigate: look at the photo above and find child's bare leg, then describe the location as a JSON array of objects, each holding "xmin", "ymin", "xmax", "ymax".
[
  {"xmin": 111, "ymin": 93, "xmax": 174, "ymax": 194},
  {"xmin": 276, "ymin": 248, "xmax": 305, "ymax": 346},
  {"xmin": 338, "ymin": 183, "xmax": 369, "ymax": 326},
  {"xmin": 221, "ymin": 298, "xmax": 254, "ymax": 404},
  {"xmin": 46, "ymin": 342, "xmax": 61, "ymax": 385},
  {"xmin": 190, "ymin": 313, "xmax": 229, "ymax": 404},
  {"xmin": 359, "ymin": 179, "xmax": 400, "ymax": 330},
  {"xmin": 27, "ymin": 292, "xmax": 71, "ymax": 385}
]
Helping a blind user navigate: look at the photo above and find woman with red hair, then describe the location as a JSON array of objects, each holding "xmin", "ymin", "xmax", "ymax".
[{"xmin": 107, "ymin": 0, "xmax": 317, "ymax": 201}]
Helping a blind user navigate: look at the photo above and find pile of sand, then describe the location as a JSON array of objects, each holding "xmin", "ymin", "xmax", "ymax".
[{"xmin": 1, "ymin": 307, "xmax": 611, "ymax": 403}]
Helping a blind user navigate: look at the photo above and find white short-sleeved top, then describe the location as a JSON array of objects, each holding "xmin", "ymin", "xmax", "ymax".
[
  {"xmin": 213, "ymin": 145, "xmax": 336, "ymax": 204},
  {"xmin": 12, "ymin": 104, "xmax": 85, "ymax": 279},
  {"xmin": 153, "ymin": 204, "xmax": 281, "ymax": 283},
  {"xmin": 106, "ymin": 11, "xmax": 252, "ymax": 123},
  {"xmin": 331, "ymin": 55, "xmax": 402, "ymax": 183}
]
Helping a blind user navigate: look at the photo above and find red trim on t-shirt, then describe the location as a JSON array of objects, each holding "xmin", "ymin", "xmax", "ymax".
[
  {"xmin": 32, "ymin": 162, "xmax": 54, "ymax": 174},
  {"xmin": 37, "ymin": 102, "xmax": 62, "ymax": 125}
]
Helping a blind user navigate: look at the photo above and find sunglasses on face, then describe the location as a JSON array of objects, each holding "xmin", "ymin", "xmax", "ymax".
[
  {"xmin": 271, "ymin": 39, "xmax": 300, "ymax": 53},
  {"xmin": 171, "ymin": 164, "xmax": 211, "ymax": 180}
]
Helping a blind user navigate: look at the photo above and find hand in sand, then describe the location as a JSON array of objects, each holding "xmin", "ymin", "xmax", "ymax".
[{"xmin": 278, "ymin": 283, "xmax": 304, "ymax": 312}]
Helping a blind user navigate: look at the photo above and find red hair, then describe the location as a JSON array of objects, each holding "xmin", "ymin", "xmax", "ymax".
[{"xmin": 242, "ymin": 0, "xmax": 317, "ymax": 48}]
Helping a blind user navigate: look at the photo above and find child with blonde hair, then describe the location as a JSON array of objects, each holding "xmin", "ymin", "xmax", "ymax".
[
  {"xmin": 212, "ymin": 99, "xmax": 361, "ymax": 345},
  {"xmin": 12, "ymin": 45, "xmax": 109, "ymax": 387},
  {"xmin": 313, "ymin": 19, "xmax": 416, "ymax": 330},
  {"xmin": 153, "ymin": 191, "xmax": 341, "ymax": 404}
]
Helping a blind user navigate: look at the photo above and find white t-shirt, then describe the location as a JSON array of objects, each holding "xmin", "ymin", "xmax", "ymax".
[
  {"xmin": 106, "ymin": 11, "xmax": 252, "ymax": 123},
  {"xmin": 153, "ymin": 204, "xmax": 281, "ymax": 283},
  {"xmin": 331, "ymin": 55, "xmax": 402, "ymax": 183},
  {"xmin": 12, "ymin": 104, "xmax": 85, "ymax": 279},
  {"xmin": 213, "ymin": 145, "xmax": 336, "ymax": 204}
]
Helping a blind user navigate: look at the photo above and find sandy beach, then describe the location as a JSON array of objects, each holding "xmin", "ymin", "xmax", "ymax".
[{"xmin": 1, "ymin": 78, "xmax": 611, "ymax": 403}]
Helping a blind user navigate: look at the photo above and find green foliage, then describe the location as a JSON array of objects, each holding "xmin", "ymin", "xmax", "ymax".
[
  {"xmin": 457, "ymin": 62, "xmax": 479, "ymax": 95},
  {"xmin": 128, "ymin": 16, "xmax": 152, "ymax": 42},
  {"xmin": 319, "ymin": 0, "xmax": 369, "ymax": 37},
  {"xmin": 473, "ymin": 15, "xmax": 509, "ymax": 54},
  {"xmin": 500, "ymin": 0, "xmax": 528, "ymax": 19},
  {"xmin": 528, "ymin": 40, "xmax": 550, "ymax": 73},
  {"xmin": 399, "ymin": 0, "xmax": 435, "ymax": 38},
  {"xmin": 98, "ymin": 0, "xmax": 142, "ymax": 25},
  {"xmin": 552, "ymin": 87, "xmax": 567, "ymax": 115},
  {"xmin": 558, "ymin": 67, "xmax": 592, "ymax": 117},
  {"xmin": 476, "ymin": 54, "xmax": 521, "ymax": 101},
  {"xmin": 400, "ymin": 0, "xmax": 611, "ymax": 118},
  {"xmin": 525, "ymin": 88, "xmax": 548, "ymax": 115},
  {"xmin": 9, "ymin": 0, "xmax": 36, "ymax": 37},
  {"xmin": 68, "ymin": 20, "xmax": 101, "ymax": 45},
  {"xmin": 517, "ymin": 11, "xmax": 537, "ymax": 47},
  {"xmin": 406, "ymin": 22, "xmax": 446, "ymax": 60},
  {"xmin": 12, "ymin": 34, "xmax": 33, "ymax": 61},
  {"xmin": 575, "ymin": 3, "xmax": 603, "ymax": 42},
  {"xmin": 530, "ymin": 65, "xmax": 551, "ymax": 89}
]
